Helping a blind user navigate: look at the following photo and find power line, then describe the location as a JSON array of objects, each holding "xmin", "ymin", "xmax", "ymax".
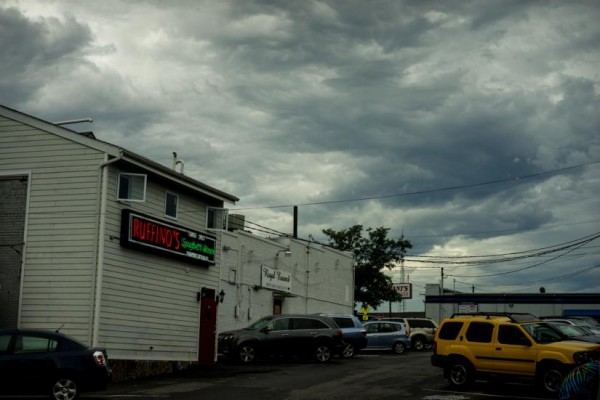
[
  {"xmin": 404, "ymin": 232, "xmax": 600, "ymax": 265},
  {"xmin": 231, "ymin": 160, "xmax": 599, "ymax": 211}
]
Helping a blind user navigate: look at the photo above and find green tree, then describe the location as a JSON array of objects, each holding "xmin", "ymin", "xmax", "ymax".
[{"xmin": 322, "ymin": 225, "xmax": 412, "ymax": 309}]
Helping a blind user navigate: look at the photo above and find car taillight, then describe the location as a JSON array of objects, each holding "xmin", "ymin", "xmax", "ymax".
[
  {"xmin": 336, "ymin": 329, "xmax": 343, "ymax": 337},
  {"xmin": 93, "ymin": 351, "xmax": 107, "ymax": 367},
  {"xmin": 360, "ymin": 329, "xmax": 367, "ymax": 336},
  {"xmin": 432, "ymin": 341, "xmax": 437, "ymax": 354}
]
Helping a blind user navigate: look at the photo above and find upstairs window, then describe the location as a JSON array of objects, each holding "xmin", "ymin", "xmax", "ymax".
[
  {"xmin": 117, "ymin": 173, "xmax": 146, "ymax": 202},
  {"xmin": 165, "ymin": 192, "xmax": 178, "ymax": 218},
  {"xmin": 207, "ymin": 207, "xmax": 228, "ymax": 230}
]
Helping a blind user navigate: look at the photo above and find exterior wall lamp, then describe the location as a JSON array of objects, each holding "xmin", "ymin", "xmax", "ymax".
[{"xmin": 216, "ymin": 289, "xmax": 225, "ymax": 303}]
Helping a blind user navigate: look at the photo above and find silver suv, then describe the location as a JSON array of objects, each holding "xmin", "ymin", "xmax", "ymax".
[{"xmin": 378, "ymin": 317, "xmax": 438, "ymax": 351}]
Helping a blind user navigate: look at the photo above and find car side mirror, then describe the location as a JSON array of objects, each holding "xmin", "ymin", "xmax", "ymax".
[{"xmin": 260, "ymin": 327, "xmax": 272, "ymax": 334}]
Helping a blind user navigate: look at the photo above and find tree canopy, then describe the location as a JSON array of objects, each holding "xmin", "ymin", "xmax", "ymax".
[{"xmin": 322, "ymin": 225, "xmax": 412, "ymax": 309}]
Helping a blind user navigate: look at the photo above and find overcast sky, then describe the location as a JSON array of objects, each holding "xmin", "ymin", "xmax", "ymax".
[{"xmin": 2, "ymin": 0, "xmax": 599, "ymax": 310}]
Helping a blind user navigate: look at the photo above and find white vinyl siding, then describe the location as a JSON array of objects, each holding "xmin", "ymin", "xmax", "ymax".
[
  {"xmin": 1, "ymin": 112, "xmax": 228, "ymax": 361},
  {"xmin": 99, "ymin": 166, "xmax": 221, "ymax": 360},
  {"xmin": 0, "ymin": 116, "xmax": 104, "ymax": 341}
]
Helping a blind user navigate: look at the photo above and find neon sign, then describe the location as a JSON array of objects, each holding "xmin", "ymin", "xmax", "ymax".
[{"xmin": 120, "ymin": 209, "xmax": 216, "ymax": 266}]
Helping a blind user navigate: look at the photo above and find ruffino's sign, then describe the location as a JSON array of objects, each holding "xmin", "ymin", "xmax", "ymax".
[{"xmin": 120, "ymin": 209, "xmax": 216, "ymax": 266}]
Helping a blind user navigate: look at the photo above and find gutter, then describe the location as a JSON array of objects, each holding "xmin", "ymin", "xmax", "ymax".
[{"xmin": 91, "ymin": 150, "xmax": 123, "ymax": 346}]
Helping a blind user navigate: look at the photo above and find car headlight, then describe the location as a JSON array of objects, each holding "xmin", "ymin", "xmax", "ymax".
[
  {"xmin": 219, "ymin": 334, "xmax": 236, "ymax": 341},
  {"xmin": 573, "ymin": 351, "xmax": 597, "ymax": 365}
]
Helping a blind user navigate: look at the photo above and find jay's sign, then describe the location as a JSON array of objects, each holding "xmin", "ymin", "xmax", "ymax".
[{"xmin": 120, "ymin": 209, "xmax": 216, "ymax": 266}]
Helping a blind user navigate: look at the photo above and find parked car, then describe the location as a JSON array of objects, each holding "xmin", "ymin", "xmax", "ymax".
[
  {"xmin": 361, "ymin": 321, "xmax": 411, "ymax": 354},
  {"xmin": 546, "ymin": 321, "xmax": 600, "ymax": 344},
  {"xmin": 539, "ymin": 316, "xmax": 600, "ymax": 335},
  {"xmin": 431, "ymin": 312, "xmax": 600, "ymax": 395},
  {"xmin": 218, "ymin": 314, "xmax": 344, "ymax": 364},
  {"xmin": 0, "ymin": 328, "xmax": 112, "ymax": 400},
  {"xmin": 374, "ymin": 317, "xmax": 438, "ymax": 350},
  {"xmin": 316, "ymin": 313, "xmax": 367, "ymax": 358}
]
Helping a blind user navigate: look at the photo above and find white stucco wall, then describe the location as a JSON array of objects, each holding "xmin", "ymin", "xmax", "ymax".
[{"xmin": 217, "ymin": 230, "xmax": 355, "ymax": 333}]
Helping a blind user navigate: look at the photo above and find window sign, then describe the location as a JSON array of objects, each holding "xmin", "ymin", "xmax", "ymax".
[{"xmin": 120, "ymin": 209, "xmax": 216, "ymax": 266}]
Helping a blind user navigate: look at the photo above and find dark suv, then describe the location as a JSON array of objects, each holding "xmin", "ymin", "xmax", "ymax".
[
  {"xmin": 0, "ymin": 328, "xmax": 112, "ymax": 400},
  {"xmin": 218, "ymin": 314, "xmax": 344, "ymax": 364}
]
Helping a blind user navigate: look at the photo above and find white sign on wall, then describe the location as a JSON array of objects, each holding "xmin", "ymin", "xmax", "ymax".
[
  {"xmin": 392, "ymin": 283, "xmax": 413, "ymax": 299},
  {"xmin": 261, "ymin": 265, "xmax": 292, "ymax": 293}
]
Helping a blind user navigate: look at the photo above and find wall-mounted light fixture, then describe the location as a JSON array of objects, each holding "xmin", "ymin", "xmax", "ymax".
[{"xmin": 216, "ymin": 289, "xmax": 225, "ymax": 303}]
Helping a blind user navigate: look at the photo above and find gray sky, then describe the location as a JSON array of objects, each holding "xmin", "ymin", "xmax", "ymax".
[{"xmin": 2, "ymin": 0, "xmax": 599, "ymax": 310}]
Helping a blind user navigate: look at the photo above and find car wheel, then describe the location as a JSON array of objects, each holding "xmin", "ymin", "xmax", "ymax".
[
  {"xmin": 342, "ymin": 343, "xmax": 355, "ymax": 358},
  {"xmin": 538, "ymin": 364, "xmax": 565, "ymax": 394},
  {"xmin": 314, "ymin": 343, "xmax": 332, "ymax": 363},
  {"xmin": 238, "ymin": 343, "xmax": 257, "ymax": 364},
  {"xmin": 424, "ymin": 342, "xmax": 433, "ymax": 350},
  {"xmin": 50, "ymin": 376, "xmax": 79, "ymax": 400},
  {"xmin": 412, "ymin": 337, "xmax": 425, "ymax": 351},
  {"xmin": 392, "ymin": 341, "xmax": 406, "ymax": 355},
  {"xmin": 447, "ymin": 359, "xmax": 473, "ymax": 389}
]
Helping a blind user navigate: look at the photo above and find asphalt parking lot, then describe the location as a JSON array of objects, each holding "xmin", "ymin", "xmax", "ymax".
[{"xmin": 70, "ymin": 351, "xmax": 556, "ymax": 400}]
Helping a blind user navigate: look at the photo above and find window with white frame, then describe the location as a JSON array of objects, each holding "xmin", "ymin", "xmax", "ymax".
[
  {"xmin": 165, "ymin": 192, "xmax": 178, "ymax": 218},
  {"xmin": 117, "ymin": 173, "xmax": 146, "ymax": 202},
  {"xmin": 207, "ymin": 207, "xmax": 228, "ymax": 230}
]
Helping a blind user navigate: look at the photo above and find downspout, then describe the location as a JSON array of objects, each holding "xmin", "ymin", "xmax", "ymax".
[{"xmin": 92, "ymin": 151, "xmax": 123, "ymax": 346}]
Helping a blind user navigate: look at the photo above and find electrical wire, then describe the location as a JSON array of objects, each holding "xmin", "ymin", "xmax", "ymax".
[{"xmin": 231, "ymin": 160, "xmax": 599, "ymax": 211}]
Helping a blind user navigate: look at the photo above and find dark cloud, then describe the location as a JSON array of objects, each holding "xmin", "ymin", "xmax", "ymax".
[{"xmin": 1, "ymin": 0, "xmax": 598, "ymax": 303}]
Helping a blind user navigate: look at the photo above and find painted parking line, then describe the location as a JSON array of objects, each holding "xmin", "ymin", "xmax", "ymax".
[{"xmin": 422, "ymin": 388, "xmax": 545, "ymax": 400}]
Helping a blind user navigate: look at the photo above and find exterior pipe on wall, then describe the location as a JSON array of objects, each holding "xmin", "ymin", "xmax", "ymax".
[{"xmin": 92, "ymin": 151, "xmax": 123, "ymax": 346}]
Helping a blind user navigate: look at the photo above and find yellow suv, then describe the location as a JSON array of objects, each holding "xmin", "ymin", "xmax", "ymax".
[{"xmin": 431, "ymin": 312, "xmax": 600, "ymax": 394}]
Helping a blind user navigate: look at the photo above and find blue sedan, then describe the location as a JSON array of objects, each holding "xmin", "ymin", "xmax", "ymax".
[{"xmin": 362, "ymin": 321, "xmax": 411, "ymax": 354}]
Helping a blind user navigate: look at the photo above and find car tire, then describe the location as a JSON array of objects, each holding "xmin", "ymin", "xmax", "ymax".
[
  {"xmin": 50, "ymin": 376, "xmax": 80, "ymax": 400},
  {"xmin": 412, "ymin": 337, "xmax": 425, "ymax": 351},
  {"xmin": 238, "ymin": 343, "xmax": 257, "ymax": 364},
  {"xmin": 314, "ymin": 343, "xmax": 332, "ymax": 363},
  {"xmin": 447, "ymin": 359, "xmax": 474, "ymax": 389},
  {"xmin": 392, "ymin": 341, "xmax": 406, "ymax": 355},
  {"xmin": 342, "ymin": 343, "xmax": 355, "ymax": 358},
  {"xmin": 537, "ymin": 364, "xmax": 565, "ymax": 394}
]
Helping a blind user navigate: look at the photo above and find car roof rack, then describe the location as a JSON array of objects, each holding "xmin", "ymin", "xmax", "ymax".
[{"xmin": 450, "ymin": 312, "xmax": 538, "ymax": 323}]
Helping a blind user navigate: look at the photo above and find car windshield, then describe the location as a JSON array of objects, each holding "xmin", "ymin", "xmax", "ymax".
[
  {"xmin": 550, "ymin": 323, "xmax": 590, "ymax": 337},
  {"xmin": 245, "ymin": 316, "xmax": 275, "ymax": 330},
  {"xmin": 521, "ymin": 322, "xmax": 566, "ymax": 343}
]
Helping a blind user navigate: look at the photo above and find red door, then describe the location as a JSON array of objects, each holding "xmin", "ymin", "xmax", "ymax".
[{"xmin": 198, "ymin": 288, "xmax": 217, "ymax": 365}]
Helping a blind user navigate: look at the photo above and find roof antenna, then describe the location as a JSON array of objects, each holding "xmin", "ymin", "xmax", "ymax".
[{"xmin": 55, "ymin": 322, "xmax": 65, "ymax": 333}]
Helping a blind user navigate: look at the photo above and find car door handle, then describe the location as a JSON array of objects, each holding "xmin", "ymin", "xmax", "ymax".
[{"xmin": 495, "ymin": 347, "xmax": 502, "ymax": 351}]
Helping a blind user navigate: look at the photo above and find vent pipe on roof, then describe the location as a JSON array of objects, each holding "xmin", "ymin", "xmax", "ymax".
[{"xmin": 172, "ymin": 152, "xmax": 185, "ymax": 174}]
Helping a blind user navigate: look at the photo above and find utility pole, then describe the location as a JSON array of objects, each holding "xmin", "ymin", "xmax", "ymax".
[{"xmin": 439, "ymin": 267, "xmax": 444, "ymax": 323}]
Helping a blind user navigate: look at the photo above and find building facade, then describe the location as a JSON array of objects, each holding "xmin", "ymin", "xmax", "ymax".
[
  {"xmin": 0, "ymin": 105, "xmax": 238, "ymax": 367},
  {"xmin": 425, "ymin": 284, "xmax": 600, "ymax": 322},
  {"xmin": 0, "ymin": 105, "xmax": 357, "ymax": 376},
  {"xmin": 218, "ymin": 224, "xmax": 355, "ymax": 332}
]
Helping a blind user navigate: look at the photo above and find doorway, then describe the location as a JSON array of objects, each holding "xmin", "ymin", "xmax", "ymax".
[{"xmin": 198, "ymin": 287, "xmax": 217, "ymax": 365}]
